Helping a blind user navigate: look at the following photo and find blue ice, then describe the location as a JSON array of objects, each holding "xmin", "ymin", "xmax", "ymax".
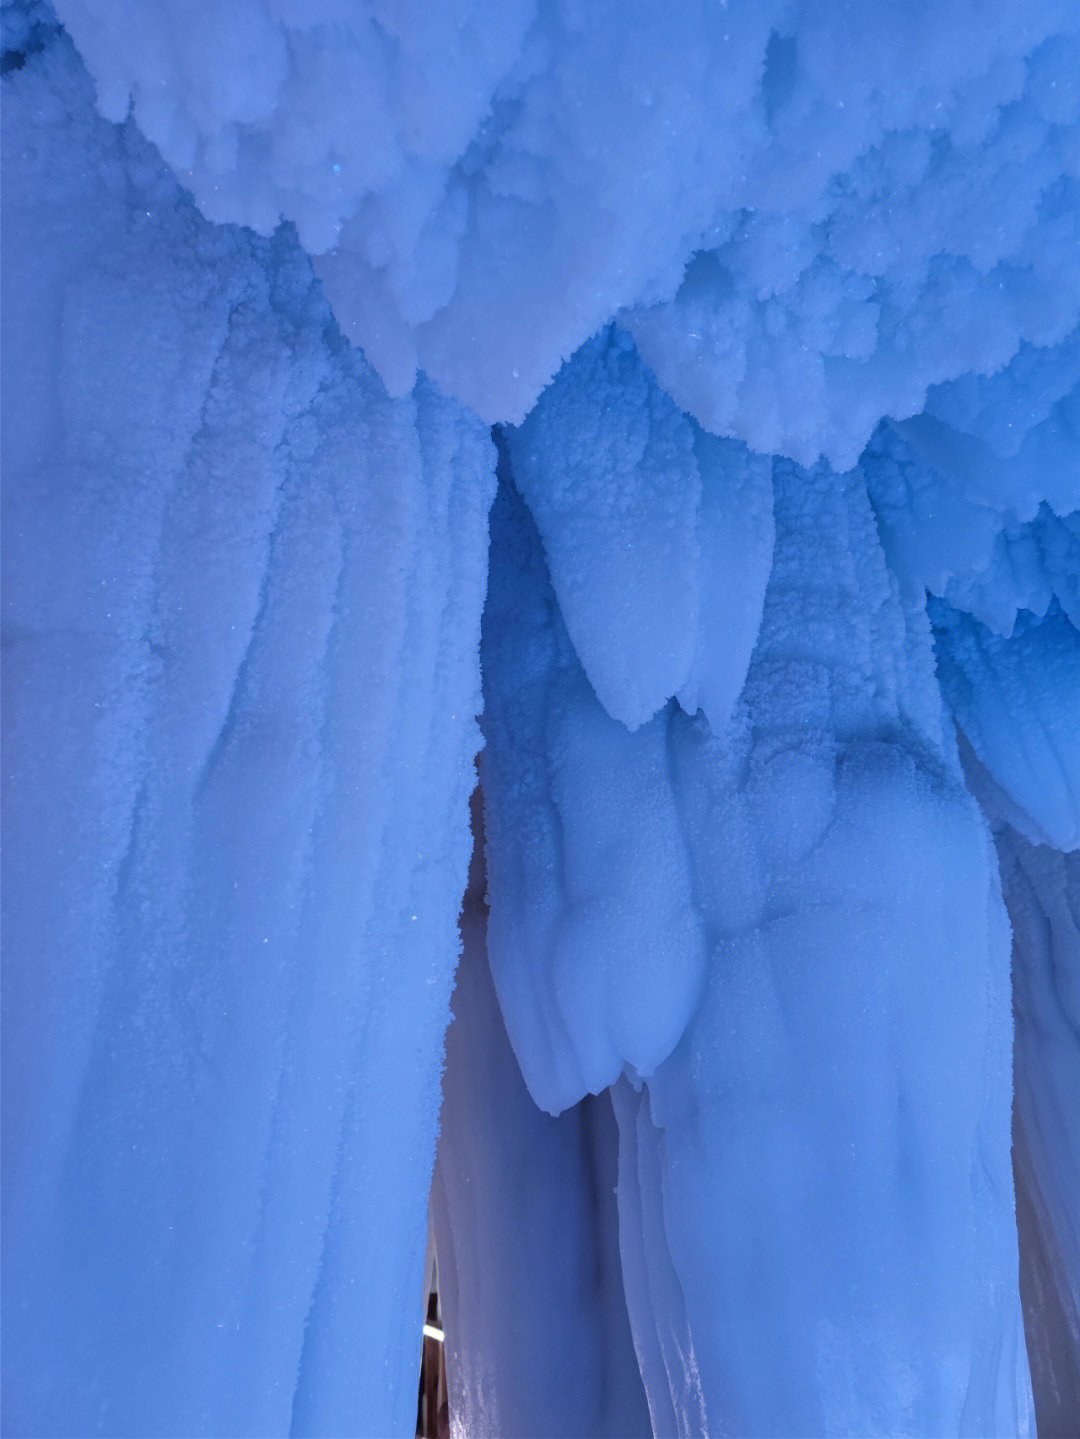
[{"xmin": 2, "ymin": 1, "xmax": 1078, "ymax": 1435}]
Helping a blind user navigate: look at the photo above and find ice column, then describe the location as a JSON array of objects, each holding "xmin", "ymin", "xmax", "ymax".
[
  {"xmin": 1, "ymin": 33, "xmax": 494, "ymax": 1437},
  {"xmin": 481, "ymin": 429, "xmax": 1034, "ymax": 1432}
]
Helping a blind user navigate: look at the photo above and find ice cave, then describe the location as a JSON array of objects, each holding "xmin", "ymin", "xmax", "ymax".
[{"xmin": 2, "ymin": 0, "xmax": 1078, "ymax": 1434}]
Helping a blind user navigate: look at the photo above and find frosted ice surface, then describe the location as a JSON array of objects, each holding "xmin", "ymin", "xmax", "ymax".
[
  {"xmin": 932, "ymin": 601, "xmax": 1080, "ymax": 851},
  {"xmin": 52, "ymin": 0, "xmax": 1080, "ymax": 463},
  {"xmin": 506, "ymin": 328, "xmax": 774, "ymax": 734},
  {"xmin": 507, "ymin": 330, "xmax": 704, "ymax": 733},
  {"xmin": 2, "ymin": 30, "xmax": 494, "ymax": 1437}
]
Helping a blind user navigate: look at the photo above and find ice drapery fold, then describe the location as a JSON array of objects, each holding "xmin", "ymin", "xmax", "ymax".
[{"xmin": 430, "ymin": 793, "xmax": 652, "ymax": 1439}]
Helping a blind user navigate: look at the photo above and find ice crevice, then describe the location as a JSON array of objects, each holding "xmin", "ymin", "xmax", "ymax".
[{"xmin": 3, "ymin": 4, "xmax": 1080, "ymax": 1437}]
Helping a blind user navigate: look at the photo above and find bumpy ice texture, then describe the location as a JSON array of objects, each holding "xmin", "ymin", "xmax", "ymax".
[
  {"xmin": 51, "ymin": 0, "xmax": 1080, "ymax": 463},
  {"xmin": 2, "ymin": 24, "xmax": 493, "ymax": 1437}
]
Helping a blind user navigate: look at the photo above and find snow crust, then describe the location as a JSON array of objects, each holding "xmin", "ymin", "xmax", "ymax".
[{"xmin": 3, "ymin": 1, "xmax": 1079, "ymax": 1435}]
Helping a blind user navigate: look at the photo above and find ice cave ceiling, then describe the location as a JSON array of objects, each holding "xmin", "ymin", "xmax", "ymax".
[{"xmin": 2, "ymin": 0, "xmax": 1078, "ymax": 1435}]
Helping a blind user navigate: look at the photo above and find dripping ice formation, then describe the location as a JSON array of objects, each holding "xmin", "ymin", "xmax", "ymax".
[{"xmin": 1, "ymin": 0, "xmax": 1078, "ymax": 1434}]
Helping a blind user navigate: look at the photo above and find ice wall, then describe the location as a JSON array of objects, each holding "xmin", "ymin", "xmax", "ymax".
[
  {"xmin": 1002, "ymin": 829, "xmax": 1080, "ymax": 1438},
  {"xmin": 2, "ymin": 23, "xmax": 494, "ymax": 1436}
]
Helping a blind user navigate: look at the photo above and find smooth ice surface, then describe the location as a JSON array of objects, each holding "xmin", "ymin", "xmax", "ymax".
[
  {"xmin": 481, "ymin": 476, "xmax": 707, "ymax": 1115},
  {"xmin": 998, "ymin": 825, "xmax": 1080, "ymax": 1435},
  {"xmin": 610, "ymin": 1079, "xmax": 708, "ymax": 1439},
  {"xmin": 2, "ymin": 27, "xmax": 494, "ymax": 1436},
  {"xmin": 5, "ymin": 0, "xmax": 1080, "ymax": 1435},
  {"xmin": 431, "ymin": 794, "xmax": 651, "ymax": 1439}
]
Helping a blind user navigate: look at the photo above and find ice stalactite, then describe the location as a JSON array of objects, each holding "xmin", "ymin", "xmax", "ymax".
[{"xmin": 479, "ymin": 468, "xmax": 708, "ymax": 1116}]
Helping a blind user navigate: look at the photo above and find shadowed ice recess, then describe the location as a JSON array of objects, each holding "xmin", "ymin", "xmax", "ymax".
[{"xmin": 2, "ymin": 0, "xmax": 1078, "ymax": 1434}]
